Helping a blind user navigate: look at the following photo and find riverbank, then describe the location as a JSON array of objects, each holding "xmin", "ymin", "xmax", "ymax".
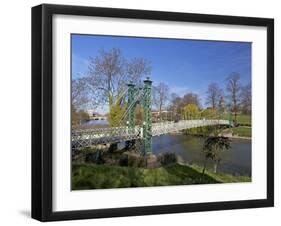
[
  {"xmin": 183, "ymin": 127, "xmax": 251, "ymax": 139},
  {"xmin": 72, "ymin": 162, "xmax": 251, "ymax": 190}
]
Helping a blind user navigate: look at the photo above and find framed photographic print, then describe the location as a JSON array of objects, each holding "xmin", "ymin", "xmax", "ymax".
[{"xmin": 32, "ymin": 4, "xmax": 274, "ymax": 221}]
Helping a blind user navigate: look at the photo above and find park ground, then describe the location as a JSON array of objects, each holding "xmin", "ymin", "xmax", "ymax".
[
  {"xmin": 224, "ymin": 114, "xmax": 251, "ymax": 137},
  {"xmin": 72, "ymin": 114, "xmax": 252, "ymax": 190},
  {"xmin": 72, "ymin": 162, "xmax": 251, "ymax": 190}
]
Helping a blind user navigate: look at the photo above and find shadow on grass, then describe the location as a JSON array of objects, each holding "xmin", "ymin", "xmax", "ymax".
[
  {"xmin": 163, "ymin": 164, "xmax": 219, "ymax": 185},
  {"xmin": 72, "ymin": 163, "xmax": 220, "ymax": 190}
]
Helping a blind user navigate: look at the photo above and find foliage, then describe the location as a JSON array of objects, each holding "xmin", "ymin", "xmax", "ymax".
[
  {"xmin": 85, "ymin": 150, "xmax": 104, "ymax": 164},
  {"xmin": 108, "ymin": 97, "xmax": 126, "ymax": 127},
  {"xmin": 183, "ymin": 104, "xmax": 199, "ymax": 119},
  {"xmin": 202, "ymin": 136, "xmax": 231, "ymax": 173},
  {"xmin": 201, "ymin": 108, "xmax": 218, "ymax": 119},
  {"xmin": 169, "ymin": 92, "xmax": 201, "ymax": 117}
]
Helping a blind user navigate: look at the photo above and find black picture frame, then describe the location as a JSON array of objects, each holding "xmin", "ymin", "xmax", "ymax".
[{"xmin": 32, "ymin": 4, "xmax": 274, "ymax": 222}]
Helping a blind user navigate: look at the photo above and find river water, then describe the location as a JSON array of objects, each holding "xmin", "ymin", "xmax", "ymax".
[{"xmin": 153, "ymin": 134, "xmax": 251, "ymax": 177}]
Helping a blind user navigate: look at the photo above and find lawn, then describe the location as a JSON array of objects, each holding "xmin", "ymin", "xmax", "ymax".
[
  {"xmin": 223, "ymin": 114, "xmax": 251, "ymax": 125},
  {"xmin": 72, "ymin": 163, "xmax": 251, "ymax": 190},
  {"xmin": 232, "ymin": 126, "xmax": 251, "ymax": 137}
]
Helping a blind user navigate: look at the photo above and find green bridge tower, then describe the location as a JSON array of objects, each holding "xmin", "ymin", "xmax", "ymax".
[
  {"xmin": 126, "ymin": 77, "xmax": 152, "ymax": 156},
  {"xmin": 143, "ymin": 77, "xmax": 152, "ymax": 156}
]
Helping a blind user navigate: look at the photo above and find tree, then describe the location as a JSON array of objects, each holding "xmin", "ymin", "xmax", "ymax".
[
  {"xmin": 240, "ymin": 83, "xmax": 251, "ymax": 114},
  {"xmin": 201, "ymin": 108, "xmax": 217, "ymax": 119},
  {"xmin": 182, "ymin": 93, "xmax": 201, "ymax": 108},
  {"xmin": 206, "ymin": 83, "xmax": 223, "ymax": 109},
  {"xmin": 87, "ymin": 48, "xmax": 151, "ymax": 126},
  {"xmin": 153, "ymin": 82, "xmax": 170, "ymax": 121},
  {"xmin": 71, "ymin": 107, "xmax": 89, "ymax": 128},
  {"xmin": 218, "ymin": 95, "xmax": 226, "ymax": 116},
  {"xmin": 135, "ymin": 105, "xmax": 144, "ymax": 125},
  {"xmin": 72, "ymin": 77, "xmax": 92, "ymax": 128},
  {"xmin": 183, "ymin": 104, "xmax": 199, "ymax": 119},
  {"xmin": 226, "ymin": 73, "xmax": 241, "ymax": 123},
  {"xmin": 202, "ymin": 136, "xmax": 231, "ymax": 175},
  {"xmin": 72, "ymin": 77, "xmax": 90, "ymax": 110},
  {"xmin": 108, "ymin": 99, "xmax": 126, "ymax": 127}
]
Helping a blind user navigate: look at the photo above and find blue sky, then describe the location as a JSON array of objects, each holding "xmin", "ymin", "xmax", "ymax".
[{"xmin": 72, "ymin": 34, "xmax": 251, "ymax": 112}]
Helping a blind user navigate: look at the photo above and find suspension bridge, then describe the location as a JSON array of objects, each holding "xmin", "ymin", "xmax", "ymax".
[{"xmin": 72, "ymin": 78, "xmax": 231, "ymax": 155}]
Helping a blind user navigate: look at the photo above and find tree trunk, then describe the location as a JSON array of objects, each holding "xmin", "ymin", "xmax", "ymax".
[
  {"xmin": 202, "ymin": 157, "xmax": 208, "ymax": 177},
  {"xmin": 213, "ymin": 163, "xmax": 217, "ymax": 173},
  {"xmin": 159, "ymin": 105, "xmax": 162, "ymax": 121},
  {"xmin": 213, "ymin": 159, "xmax": 220, "ymax": 173}
]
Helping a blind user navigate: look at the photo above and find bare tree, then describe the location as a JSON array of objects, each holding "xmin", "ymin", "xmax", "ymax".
[
  {"xmin": 169, "ymin": 92, "xmax": 201, "ymax": 119},
  {"xmin": 72, "ymin": 77, "xmax": 90, "ymax": 110},
  {"xmin": 126, "ymin": 57, "xmax": 151, "ymax": 87},
  {"xmin": 153, "ymin": 82, "xmax": 170, "ymax": 121},
  {"xmin": 87, "ymin": 48, "xmax": 125, "ymax": 107},
  {"xmin": 206, "ymin": 83, "xmax": 223, "ymax": 109},
  {"xmin": 182, "ymin": 93, "xmax": 201, "ymax": 108},
  {"xmin": 240, "ymin": 83, "xmax": 251, "ymax": 114},
  {"xmin": 226, "ymin": 72, "xmax": 241, "ymax": 123},
  {"xmin": 72, "ymin": 77, "xmax": 92, "ymax": 128},
  {"xmin": 87, "ymin": 48, "xmax": 151, "ymax": 106},
  {"xmin": 86, "ymin": 48, "xmax": 151, "ymax": 127}
]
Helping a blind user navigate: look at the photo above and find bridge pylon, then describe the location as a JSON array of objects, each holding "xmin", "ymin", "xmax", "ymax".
[
  {"xmin": 125, "ymin": 81, "xmax": 137, "ymax": 149},
  {"xmin": 143, "ymin": 77, "xmax": 152, "ymax": 156},
  {"xmin": 127, "ymin": 81, "xmax": 136, "ymax": 129}
]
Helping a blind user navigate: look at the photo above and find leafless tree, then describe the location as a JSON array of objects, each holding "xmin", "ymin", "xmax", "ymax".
[
  {"xmin": 226, "ymin": 72, "xmax": 241, "ymax": 123},
  {"xmin": 182, "ymin": 93, "xmax": 201, "ymax": 108},
  {"xmin": 153, "ymin": 82, "xmax": 170, "ymax": 121},
  {"xmin": 206, "ymin": 83, "xmax": 223, "ymax": 109},
  {"xmin": 87, "ymin": 48, "xmax": 125, "ymax": 107},
  {"xmin": 169, "ymin": 92, "xmax": 201, "ymax": 119},
  {"xmin": 240, "ymin": 83, "xmax": 251, "ymax": 114},
  {"xmin": 72, "ymin": 77, "xmax": 90, "ymax": 110},
  {"xmin": 87, "ymin": 48, "xmax": 151, "ymax": 108},
  {"xmin": 126, "ymin": 57, "xmax": 151, "ymax": 87}
]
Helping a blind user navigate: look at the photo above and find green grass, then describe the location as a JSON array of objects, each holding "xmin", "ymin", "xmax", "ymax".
[
  {"xmin": 223, "ymin": 114, "xmax": 251, "ymax": 125},
  {"xmin": 232, "ymin": 127, "xmax": 252, "ymax": 137},
  {"xmin": 72, "ymin": 163, "xmax": 251, "ymax": 190}
]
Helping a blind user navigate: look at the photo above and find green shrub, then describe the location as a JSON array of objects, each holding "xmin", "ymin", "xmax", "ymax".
[
  {"xmin": 119, "ymin": 154, "xmax": 129, "ymax": 166},
  {"xmin": 85, "ymin": 150, "xmax": 104, "ymax": 164},
  {"xmin": 157, "ymin": 152, "xmax": 177, "ymax": 165},
  {"xmin": 119, "ymin": 153, "xmax": 146, "ymax": 167}
]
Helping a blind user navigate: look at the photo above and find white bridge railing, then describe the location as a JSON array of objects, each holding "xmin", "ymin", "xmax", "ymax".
[
  {"xmin": 72, "ymin": 119, "xmax": 230, "ymax": 149},
  {"xmin": 152, "ymin": 119, "xmax": 229, "ymax": 136}
]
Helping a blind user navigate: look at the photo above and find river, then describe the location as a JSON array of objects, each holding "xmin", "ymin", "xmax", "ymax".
[{"xmin": 152, "ymin": 134, "xmax": 251, "ymax": 177}]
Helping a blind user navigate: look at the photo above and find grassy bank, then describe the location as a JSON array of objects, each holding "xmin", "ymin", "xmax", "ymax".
[
  {"xmin": 232, "ymin": 127, "xmax": 251, "ymax": 137},
  {"xmin": 72, "ymin": 163, "xmax": 251, "ymax": 190},
  {"xmin": 223, "ymin": 114, "xmax": 251, "ymax": 126}
]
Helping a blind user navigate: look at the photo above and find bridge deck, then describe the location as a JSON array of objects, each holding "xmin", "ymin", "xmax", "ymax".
[{"xmin": 72, "ymin": 119, "xmax": 230, "ymax": 149}]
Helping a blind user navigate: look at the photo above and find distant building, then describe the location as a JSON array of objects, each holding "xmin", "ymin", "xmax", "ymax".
[
  {"xmin": 86, "ymin": 109, "xmax": 99, "ymax": 117},
  {"xmin": 86, "ymin": 109, "xmax": 107, "ymax": 120}
]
